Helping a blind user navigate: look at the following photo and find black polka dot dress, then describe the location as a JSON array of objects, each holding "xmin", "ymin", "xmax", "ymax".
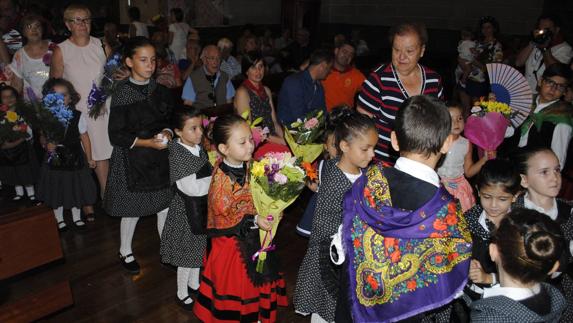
[
  {"xmin": 160, "ymin": 141, "xmax": 210, "ymax": 268},
  {"xmin": 103, "ymin": 80, "xmax": 174, "ymax": 217},
  {"xmin": 294, "ymin": 159, "xmax": 356, "ymax": 322}
]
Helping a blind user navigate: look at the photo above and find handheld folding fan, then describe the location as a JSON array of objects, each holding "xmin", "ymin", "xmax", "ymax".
[{"xmin": 486, "ymin": 63, "xmax": 533, "ymax": 127}]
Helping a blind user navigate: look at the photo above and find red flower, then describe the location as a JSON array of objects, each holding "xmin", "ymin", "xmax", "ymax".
[
  {"xmin": 0, "ymin": 104, "xmax": 8, "ymax": 112},
  {"xmin": 430, "ymin": 232, "xmax": 442, "ymax": 238},
  {"xmin": 448, "ymin": 202, "xmax": 457, "ymax": 215},
  {"xmin": 301, "ymin": 161, "xmax": 317, "ymax": 181},
  {"xmin": 448, "ymin": 252, "xmax": 459, "ymax": 261},
  {"xmin": 384, "ymin": 237, "xmax": 396, "ymax": 249},
  {"xmin": 353, "ymin": 238, "xmax": 361, "ymax": 248},
  {"xmin": 367, "ymin": 275, "xmax": 379, "ymax": 290},
  {"xmin": 364, "ymin": 188, "xmax": 375, "ymax": 207},
  {"xmin": 433, "ymin": 219, "xmax": 447, "ymax": 231},
  {"xmin": 435, "ymin": 255, "xmax": 443, "ymax": 263},
  {"xmin": 445, "ymin": 214, "xmax": 458, "ymax": 226},
  {"xmin": 407, "ymin": 280, "xmax": 417, "ymax": 291},
  {"xmin": 390, "ymin": 250, "xmax": 401, "ymax": 263}
]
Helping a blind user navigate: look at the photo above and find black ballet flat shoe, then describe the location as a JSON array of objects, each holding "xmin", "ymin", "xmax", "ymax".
[
  {"xmin": 57, "ymin": 221, "xmax": 68, "ymax": 231},
  {"xmin": 188, "ymin": 286, "xmax": 199, "ymax": 295},
  {"xmin": 177, "ymin": 295, "xmax": 194, "ymax": 311},
  {"xmin": 73, "ymin": 220, "xmax": 87, "ymax": 230},
  {"xmin": 28, "ymin": 195, "xmax": 42, "ymax": 206},
  {"xmin": 119, "ymin": 253, "xmax": 140, "ymax": 275}
]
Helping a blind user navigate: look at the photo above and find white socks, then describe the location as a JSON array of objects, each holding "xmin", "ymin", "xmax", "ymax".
[
  {"xmin": 119, "ymin": 209, "xmax": 168, "ymax": 263},
  {"xmin": 14, "ymin": 185, "xmax": 35, "ymax": 197},
  {"xmin": 25, "ymin": 185, "xmax": 35, "ymax": 197},
  {"xmin": 177, "ymin": 267, "xmax": 200, "ymax": 304},
  {"xmin": 177, "ymin": 267, "xmax": 193, "ymax": 304},
  {"xmin": 53, "ymin": 207, "xmax": 64, "ymax": 223},
  {"xmin": 157, "ymin": 208, "xmax": 168, "ymax": 238},
  {"xmin": 71, "ymin": 207, "xmax": 81, "ymax": 223},
  {"xmin": 119, "ymin": 217, "xmax": 139, "ymax": 263},
  {"xmin": 189, "ymin": 267, "xmax": 200, "ymax": 290},
  {"xmin": 15, "ymin": 185, "xmax": 24, "ymax": 197}
]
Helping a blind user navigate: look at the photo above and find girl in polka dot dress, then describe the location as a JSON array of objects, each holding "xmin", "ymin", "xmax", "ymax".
[{"xmin": 294, "ymin": 109, "xmax": 378, "ymax": 323}]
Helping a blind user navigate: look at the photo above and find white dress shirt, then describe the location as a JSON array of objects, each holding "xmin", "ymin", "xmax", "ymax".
[
  {"xmin": 519, "ymin": 97, "xmax": 572, "ymax": 169},
  {"xmin": 175, "ymin": 140, "xmax": 211, "ymax": 197}
]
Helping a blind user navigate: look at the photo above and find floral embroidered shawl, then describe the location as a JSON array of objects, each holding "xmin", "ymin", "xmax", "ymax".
[
  {"xmin": 342, "ymin": 164, "xmax": 472, "ymax": 322},
  {"xmin": 207, "ymin": 164, "xmax": 256, "ymax": 230}
]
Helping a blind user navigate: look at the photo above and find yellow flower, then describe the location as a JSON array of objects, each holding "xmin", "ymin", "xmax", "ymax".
[
  {"xmin": 481, "ymin": 100, "xmax": 511, "ymax": 116},
  {"xmin": 5, "ymin": 111, "xmax": 18, "ymax": 123},
  {"xmin": 251, "ymin": 161, "xmax": 266, "ymax": 178}
]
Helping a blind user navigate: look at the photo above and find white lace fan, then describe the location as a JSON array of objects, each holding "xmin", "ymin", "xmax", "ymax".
[{"xmin": 486, "ymin": 63, "xmax": 533, "ymax": 128}]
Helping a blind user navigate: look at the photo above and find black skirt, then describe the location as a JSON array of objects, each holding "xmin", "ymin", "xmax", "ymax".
[{"xmin": 37, "ymin": 164, "xmax": 97, "ymax": 209}]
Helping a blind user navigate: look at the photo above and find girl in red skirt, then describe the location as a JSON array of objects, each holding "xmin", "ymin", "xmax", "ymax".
[{"xmin": 193, "ymin": 114, "xmax": 288, "ymax": 322}]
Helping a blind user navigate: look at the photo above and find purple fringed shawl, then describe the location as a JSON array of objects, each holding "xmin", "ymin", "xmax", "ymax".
[{"xmin": 342, "ymin": 165, "xmax": 472, "ymax": 322}]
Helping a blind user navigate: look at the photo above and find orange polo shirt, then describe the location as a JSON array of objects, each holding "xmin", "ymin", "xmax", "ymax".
[{"xmin": 322, "ymin": 66, "xmax": 365, "ymax": 112}]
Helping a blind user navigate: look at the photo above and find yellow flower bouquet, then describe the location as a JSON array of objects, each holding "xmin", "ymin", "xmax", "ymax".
[{"xmin": 250, "ymin": 152, "xmax": 307, "ymax": 272}]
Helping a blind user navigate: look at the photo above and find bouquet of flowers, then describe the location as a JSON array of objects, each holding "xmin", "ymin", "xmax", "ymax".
[
  {"xmin": 250, "ymin": 152, "xmax": 307, "ymax": 272},
  {"xmin": 0, "ymin": 104, "xmax": 29, "ymax": 144},
  {"xmin": 240, "ymin": 111, "xmax": 270, "ymax": 147},
  {"xmin": 23, "ymin": 93, "xmax": 74, "ymax": 165},
  {"xmin": 465, "ymin": 98, "xmax": 515, "ymax": 151},
  {"xmin": 284, "ymin": 109, "xmax": 325, "ymax": 162},
  {"xmin": 87, "ymin": 52, "xmax": 123, "ymax": 119}
]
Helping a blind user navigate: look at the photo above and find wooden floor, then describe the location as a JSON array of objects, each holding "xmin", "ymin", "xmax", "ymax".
[{"xmin": 0, "ymin": 189, "xmax": 312, "ymax": 323}]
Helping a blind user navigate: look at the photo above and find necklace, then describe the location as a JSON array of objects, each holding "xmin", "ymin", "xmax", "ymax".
[{"xmin": 391, "ymin": 64, "xmax": 425, "ymax": 98}]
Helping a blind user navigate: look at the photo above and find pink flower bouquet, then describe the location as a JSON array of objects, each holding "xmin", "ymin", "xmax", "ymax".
[
  {"xmin": 464, "ymin": 100, "xmax": 511, "ymax": 151},
  {"xmin": 284, "ymin": 109, "xmax": 325, "ymax": 162}
]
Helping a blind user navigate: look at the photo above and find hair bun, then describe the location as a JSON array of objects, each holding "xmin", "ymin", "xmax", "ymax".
[
  {"xmin": 524, "ymin": 231, "xmax": 562, "ymax": 262},
  {"xmin": 327, "ymin": 105, "xmax": 355, "ymax": 128}
]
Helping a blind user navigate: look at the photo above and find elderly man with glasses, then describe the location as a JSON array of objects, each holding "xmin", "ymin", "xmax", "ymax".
[{"xmin": 181, "ymin": 45, "xmax": 235, "ymax": 109}]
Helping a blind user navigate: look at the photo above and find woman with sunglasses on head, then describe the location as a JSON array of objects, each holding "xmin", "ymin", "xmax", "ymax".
[
  {"xmin": 49, "ymin": 3, "xmax": 115, "ymax": 220},
  {"xmin": 503, "ymin": 63, "xmax": 573, "ymax": 170}
]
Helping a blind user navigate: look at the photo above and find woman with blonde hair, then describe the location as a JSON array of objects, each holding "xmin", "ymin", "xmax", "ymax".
[{"xmin": 50, "ymin": 3, "xmax": 114, "ymax": 220}]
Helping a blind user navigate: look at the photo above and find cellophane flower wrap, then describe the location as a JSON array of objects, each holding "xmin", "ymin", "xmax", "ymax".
[
  {"xmin": 250, "ymin": 152, "xmax": 306, "ymax": 272},
  {"xmin": 240, "ymin": 110, "xmax": 270, "ymax": 148},
  {"xmin": 0, "ymin": 104, "xmax": 30, "ymax": 144},
  {"xmin": 87, "ymin": 52, "xmax": 122, "ymax": 119},
  {"xmin": 284, "ymin": 109, "xmax": 325, "ymax": 162},
  {"xmin": 464, "ymin": 99, "xmax": 513, "ymax": 151}
]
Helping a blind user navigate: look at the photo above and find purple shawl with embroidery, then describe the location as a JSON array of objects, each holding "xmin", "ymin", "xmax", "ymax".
[{"xmin": 342, "ymin": 165, "xmax": 472, "ymax": 322}]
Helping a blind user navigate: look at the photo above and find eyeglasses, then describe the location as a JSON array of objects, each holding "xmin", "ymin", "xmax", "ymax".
[
  {"xmin": 67, "ymin": 17, "xmax": 91, "ymax": 25},
  {"xmin": 543, "ymin": 78, "xmax": 568, "ymax": 92},
  {"xmin": 24, "ymin": 23, "xmax": 42, "ymax": 30},
  {"xmin": 203, "ymin": 56, "xmax": 220, "ymax": 62}
]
